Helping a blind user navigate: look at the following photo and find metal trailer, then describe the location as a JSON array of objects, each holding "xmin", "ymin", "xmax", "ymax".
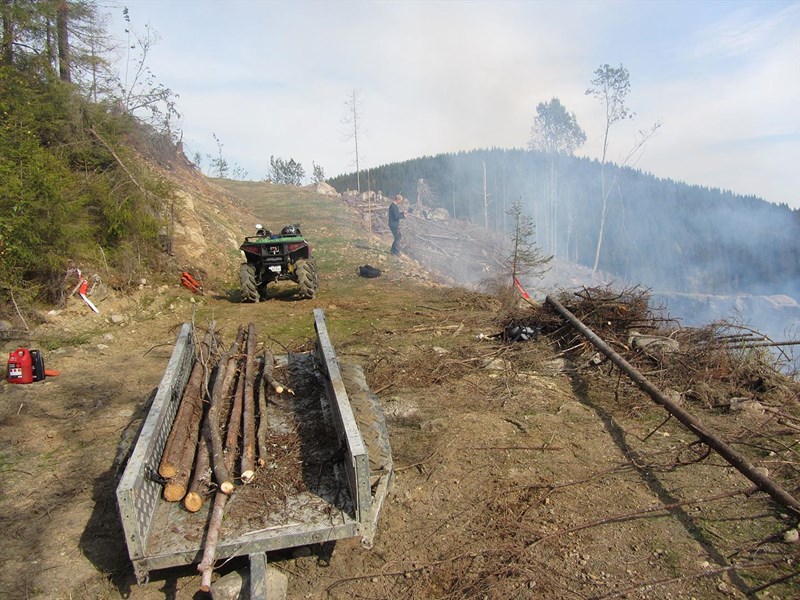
[{"xmin": 116, "ymin": 308, "xmax": 392, "ymax": 595}]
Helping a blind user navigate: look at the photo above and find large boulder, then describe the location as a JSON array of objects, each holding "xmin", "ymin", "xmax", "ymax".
[{"xmin": 315, "ymin": 181, "xmax": 338, "ymax": 196}]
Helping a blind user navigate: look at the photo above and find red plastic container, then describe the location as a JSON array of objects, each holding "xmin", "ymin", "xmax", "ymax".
[{"xmin": 7, "ymin": 348, "xmax": 34, "ymax": 384}]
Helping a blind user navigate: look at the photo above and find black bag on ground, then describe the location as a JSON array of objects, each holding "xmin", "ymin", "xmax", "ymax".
[{"xmin": 357, "ymin": 265, "xmax": 381, "ymax": 278}]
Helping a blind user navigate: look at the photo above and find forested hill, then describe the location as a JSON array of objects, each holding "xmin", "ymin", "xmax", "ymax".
[{"xmin": 329, "ymin": 149, "xmax": 800, "ymax": 299}]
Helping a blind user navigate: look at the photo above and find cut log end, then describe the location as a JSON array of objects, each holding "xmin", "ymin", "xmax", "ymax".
[
  {"xmin": 219, "ymin": 480, "xmax": 235, "ymax": 495},
  {"xmin": 183, "ymin": 492, "xmax": 204, "ymax": 513},
  {"xmin": 163, "ymin": 482, "xmax": 188, "ymax": 503},
  {"xmin": 241, "ymin": 470, "xmax": 255, "ymax": 484},
  {"xmin": 158, "ymin": 463, "xmax": 178, "ymax": 480}
]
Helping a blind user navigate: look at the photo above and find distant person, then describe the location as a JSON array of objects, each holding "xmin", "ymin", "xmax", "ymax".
[{"xmin": 388, "ymin": 194, "xmax": 407, "ymax": 255}]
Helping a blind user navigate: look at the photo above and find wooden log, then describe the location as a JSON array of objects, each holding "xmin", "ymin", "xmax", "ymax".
[
  {"xmin": 224, "ymin": 359, "xmax": 245, "ymax": 480},
  {"xmin": 198, "ymin": 344, "xmax": 246, "ymax": 592},
  {"xmin": 198, "ymin": 488, "xmax": 229, "ymax": 592},
  {"xmin": 205, "ymin": 325, "xmax": 244, "ymax": 495},
  {"xmin": 261, "ymin": 344, "xmax": 293, "ymax": 394},
  {"xmin": 256, "ymin": 354, "xmax": 271, "ymax": 467},
  {"xmin": 159, "ymin": 324, "xmax": 216, "ymax": 479},
  {"xmin": 241, "ymin": 323, "xmax": 257, "ymax": 483},
  {"xmin": 184, "ymin": 433, "xmax": 211, "ymax": 513},
  {"xmin": 163, "ymin": 433, "xmax": 197, "ymax": 502}
]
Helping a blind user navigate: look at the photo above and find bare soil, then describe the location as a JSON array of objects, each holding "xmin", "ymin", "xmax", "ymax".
[{"xmin": 1, "ymin": 178, "xmax": 798, "ymax": 600}]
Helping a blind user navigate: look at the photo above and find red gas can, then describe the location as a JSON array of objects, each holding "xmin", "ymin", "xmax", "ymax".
[{"xmin": 7, "ymin": 348, "xmax": 34, "ymax": 384}]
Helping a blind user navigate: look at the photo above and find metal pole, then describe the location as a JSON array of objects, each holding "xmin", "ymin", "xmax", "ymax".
[{"xmin": 545, "ymin": 295, "xmax": 800, "ymax": 516}]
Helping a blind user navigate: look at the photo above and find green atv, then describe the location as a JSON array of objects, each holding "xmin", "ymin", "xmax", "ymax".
[{"xmin": 239, "ymin": 224, "xmax": 319, "ymax": 301}]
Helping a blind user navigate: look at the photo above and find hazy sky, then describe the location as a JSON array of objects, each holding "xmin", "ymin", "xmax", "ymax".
[{"xmin": 108, "ymin": 0, "xmax": 800, "ymax": 209}]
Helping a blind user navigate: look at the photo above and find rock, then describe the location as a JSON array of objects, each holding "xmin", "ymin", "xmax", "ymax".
[
  {"xmin": 783, "ymin": 528, "xmax": 799, "ymax": 543},
  {"xmin": 110, "ymin": 314, "xmax": 125, "ymax": 324},
  {"xmin": 730, "ymin": 399, "xmax": 765, "ymax": 416},
  {"xmin": 90, "ymin": 283, "xmax": 111, "ymax": 303},
  {"xmin": 628, "ymin": 331, "xmax": 679, "ymax": 353},
  {"xmin": 210, "ymin": 564, "xmax": 288, "ymax": 599},
  {"xmin": 483, "ymin": 357, "xmax": 508, "ymax": 370},
  {"xmin": 432, "ymin": 346, "xmax": 448, "ymax": 355},
  {"xmin": 103, "ymin": 333, "xmax": 114, "ymax": 341},
  {"xmin": 315, "ymin": 181, "xmax": 338, "ymax": 196},
  {"xmin": 0, "ymin": 320, "xmax": 12, "ymax": 338}
]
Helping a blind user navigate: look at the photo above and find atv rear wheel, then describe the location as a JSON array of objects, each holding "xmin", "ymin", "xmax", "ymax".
[
  {"xmin": 295, "ymin": 258, "xmax": 318, "ymax": 299},
  {"xmin": 239, "ymin": 263, "xmax": 259, "ymax": 303},
  {"xmin": 339, "ymin": 362, "xmax": 392, "ymax": 473}
]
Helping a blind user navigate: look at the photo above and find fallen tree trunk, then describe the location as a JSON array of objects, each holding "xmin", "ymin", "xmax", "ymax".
[
  {"xmin": 241, "ymin": 323, "xmax": 257, "ymax": 483},
  {"xmin": 205, "ymin": 325, "xmax": 245, "ymax": 495},
  {"xmin": 159, "ymin": 325, "xmax": 216, "ymax": 479},
  {"xmin": 545, "ymin": 294, "xmax": 800, "ymax": 517}
]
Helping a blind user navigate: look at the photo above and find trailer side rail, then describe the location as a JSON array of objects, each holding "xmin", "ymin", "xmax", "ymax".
[
  {"xmin": 116, "ymin": 323, "xmax": 195, "ymax": 566},
  {"xmin": 313, "ymin": 308, "xmax": 372, "ymax": 522}
]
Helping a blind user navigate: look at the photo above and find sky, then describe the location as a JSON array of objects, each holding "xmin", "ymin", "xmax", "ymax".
[{"xmin": 106, "ymin": 0, "xmax": 800, "ymax": 209}]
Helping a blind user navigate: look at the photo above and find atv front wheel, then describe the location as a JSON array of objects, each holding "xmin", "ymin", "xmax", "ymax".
[
  {"xmin": 239, "ymin": 263, "xmax": 259, "ymax": 303},
  {"xmin": 295, "ymin": 258, "xmax": 318, "ymax": 299}
]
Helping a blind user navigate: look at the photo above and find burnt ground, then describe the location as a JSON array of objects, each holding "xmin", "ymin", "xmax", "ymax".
[{"xmin": 1, "ymin": 179, "xmax": 799, "ymax": 600}]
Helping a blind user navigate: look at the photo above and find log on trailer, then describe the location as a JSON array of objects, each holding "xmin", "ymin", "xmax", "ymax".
[
  {"xmin": 241, "ymin": 322, "xmax": 258, "ymax": 483},
  {"xmin": 158, "ymin": 324, "xmax": 216, "ymax": 480},
  {"xmin": 116, "ymin": 310, "xmax": 393, "ymax": 595}
]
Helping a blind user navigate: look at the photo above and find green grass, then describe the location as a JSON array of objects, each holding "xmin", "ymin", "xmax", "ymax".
[{"xmin": 39, "ymin": 332, "xmax": 92, "ymax": 350}]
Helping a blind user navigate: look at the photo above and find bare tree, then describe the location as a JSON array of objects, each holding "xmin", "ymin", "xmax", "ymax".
[
  {"xmin": 341, "ymin": 89, "xmax": 363, "ymax": 192},
  {"xmin": 586, "ymin": 64, "xmax": 659, "ymax": 273},
  {"xmin": 207, "ymin": 133, "xmax": 228, "ymax": 178}
]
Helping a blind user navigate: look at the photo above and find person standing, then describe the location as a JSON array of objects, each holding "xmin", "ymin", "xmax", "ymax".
[{"xmin": 388, "ymin": 194, "xmax": 407, "ymax": 255}]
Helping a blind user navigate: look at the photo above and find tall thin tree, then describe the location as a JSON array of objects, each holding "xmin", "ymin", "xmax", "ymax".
[
  {"xmin": 528, "ymin": 97, "xmax": 586, "ymax": 257},
  {"xmin": 586, "ymin": 64, "xmax": 633, "ymax": 273},
  {"xmin": 342, "ymin": 89, "xmax": 363, "ymax": 193}
]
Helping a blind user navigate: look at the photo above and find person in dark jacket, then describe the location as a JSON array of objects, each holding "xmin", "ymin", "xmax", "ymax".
[{"xmin": 388, "ymin": 194, "xmax": 407, "ymax": 255}]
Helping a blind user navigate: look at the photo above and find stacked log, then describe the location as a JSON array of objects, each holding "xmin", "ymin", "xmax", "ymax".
[
  {"xmin": 154, "ymin": 321, "xmax": 293, "ymax": 591},
  {"xmin": 159, "ymin": 325, "xmax": 217, "ymax": 502}
]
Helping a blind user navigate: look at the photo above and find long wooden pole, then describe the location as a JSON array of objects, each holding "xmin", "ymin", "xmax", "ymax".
[
  {"xmin": 241, "ymin": 323, "xmax": 257, "ymax": 483},
  {"xmin": 545, "ymin": 294, "xmax": 800, "ymax": 516}
]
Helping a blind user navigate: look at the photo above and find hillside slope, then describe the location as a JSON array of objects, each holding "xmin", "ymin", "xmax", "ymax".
[{"xmin": 0, "ymin": 174, "xmax": 798, "ymax": 600}]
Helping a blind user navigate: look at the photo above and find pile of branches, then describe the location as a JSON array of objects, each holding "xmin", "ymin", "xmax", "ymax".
[
  {"xmin": 156, "ymin": 321, "xmax": 293, "ymax": 592},
  {"xmin": 519, "ymin": 285, "xmax": 798, "ymax": 404}
]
